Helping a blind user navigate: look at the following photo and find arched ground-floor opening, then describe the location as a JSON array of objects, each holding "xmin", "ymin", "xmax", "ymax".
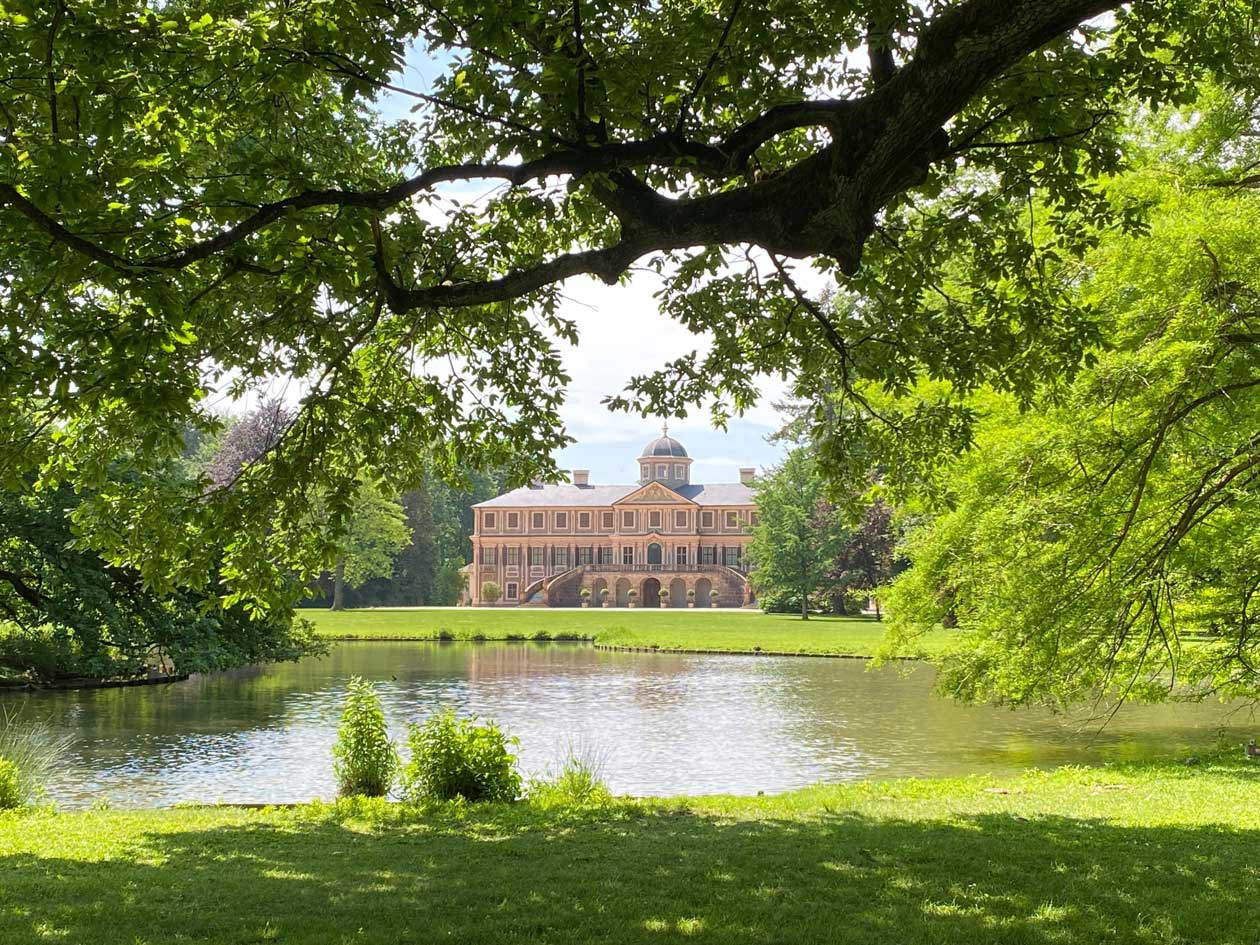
[
  {"xmin": 669, "ymin": 577, "xmax": 687, "ymax": 608},
  {"xmin": 694, "ymin": 577, "xmax": 713, "ymax": 608},
  {"xmin": 590, "ymin": 577, "xmax": 608, "ymax": 605},
  {"xmin": 615, "ymin": 577, "xmax": 632, "ymax": 606},
  {"xmin": 641, "ymin": 577, "xmax": 661, "ymax": 607}
]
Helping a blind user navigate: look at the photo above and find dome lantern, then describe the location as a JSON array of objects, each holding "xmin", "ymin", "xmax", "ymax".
[{"xmin": 637, "ymin": 423, "xmax": 692, "ymax": 487}]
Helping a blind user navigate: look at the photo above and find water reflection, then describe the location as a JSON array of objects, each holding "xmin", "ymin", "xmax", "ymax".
[{"xmin": 3, "ymin": 642, "xmax": 1251, "ymax": 808}]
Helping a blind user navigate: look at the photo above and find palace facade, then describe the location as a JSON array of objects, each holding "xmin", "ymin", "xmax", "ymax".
[{"xmin": 467, "ymin": 431, "xmax": 758, "ymax": 607}]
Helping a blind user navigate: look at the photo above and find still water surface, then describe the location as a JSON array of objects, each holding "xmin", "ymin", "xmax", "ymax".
[{"xmin": 7, "ymin": 641, "xmax": 1252, "ymax": 808}]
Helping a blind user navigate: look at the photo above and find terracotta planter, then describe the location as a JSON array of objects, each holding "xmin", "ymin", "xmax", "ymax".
[
  {"xmin": 687, "ymin": 602, "xmax": 695, "ymax": 608},
  {"xmin": 581, "ymin": 602, "xmax": 589, "ymax": 608},
  {"xmin": 602, "ymin": 601, "xmax": 612, "ymax": 608},
  {"xmin": 628, "ymin": 602, "xmax": 637, "ymax": 608}
]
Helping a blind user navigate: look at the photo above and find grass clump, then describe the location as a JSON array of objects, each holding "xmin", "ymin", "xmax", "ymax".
[
  {"xmin": 401, "ymin": 709, "xmax": 521, "ymax": 803},
  {"xmin": 529, "ymin": 742, "xmax": 613, "ymax": 809},
  {"xmin": 0, "ymin": 707, "xmax": 71, "ymax": 808},
  {"xmin": 331, "ymin": 677, "xmax": 398, "ymax": 798}
]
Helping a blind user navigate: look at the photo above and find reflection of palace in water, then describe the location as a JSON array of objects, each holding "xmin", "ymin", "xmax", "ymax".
[{"xmin": 467, "ymin": 430, "xmax": 757, "ymax": 608}]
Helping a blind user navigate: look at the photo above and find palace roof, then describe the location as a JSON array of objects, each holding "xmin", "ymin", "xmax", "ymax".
[{"xmin": 474, "ymin": 481, "xmax": 754, "ymax": 508}]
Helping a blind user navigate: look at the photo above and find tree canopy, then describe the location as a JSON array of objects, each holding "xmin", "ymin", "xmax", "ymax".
[
  {"xmin": 1, "ymin": 0, "xmax": 1255, "ymax": 608},
  {"xmin": 881, "ymin": 102, "xmax": 1260, "ymax": 705}
]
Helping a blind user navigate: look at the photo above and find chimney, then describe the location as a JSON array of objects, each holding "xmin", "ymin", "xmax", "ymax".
[
  {"xmin": 739, "ymin": 467, "xmax": 756, "ymax": 485},
  {"xmin": 572, "ymin": 469, "xmax": 589, "ymax": 486}
]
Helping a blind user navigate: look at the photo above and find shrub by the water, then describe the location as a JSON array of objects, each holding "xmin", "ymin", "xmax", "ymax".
[
  {"xmin": 0, "ymin": 708, "xmax": 71, "ymax": 807},
  {"xmin": 0, "ymin": 757, "xmax": 21, "ymax": 810},
  {"xmin": 331, "ymin": 677, "xmax": 398, "ymax": 798},
  {"xmin": 401, "ymin": 709, "xmax": 521, "ymax": 803}
]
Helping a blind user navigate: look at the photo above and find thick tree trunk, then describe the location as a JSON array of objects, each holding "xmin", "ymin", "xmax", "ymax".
[
  {"xmin": 801, "ymin": 595, "xmax": 809, "ymax": 620},
  {"xmin": 873, "ymin": 598, "xmax": 881, "ymax": 621},
  {"xmin": 831, "ymin": 591, "xmax": 847, "ymax": 616},
  {"xmin": 331, "ymin": 557, "xmax": 346, "ymax": 611}
]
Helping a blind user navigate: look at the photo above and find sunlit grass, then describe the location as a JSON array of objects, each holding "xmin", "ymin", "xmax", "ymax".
[
  {"xmin": 1, "ymin": 758, "xmax": 1257, "ymax": 943},
  {"xmin": 305, "ymin": 608, "xmax": 951, "ymax": 656}
]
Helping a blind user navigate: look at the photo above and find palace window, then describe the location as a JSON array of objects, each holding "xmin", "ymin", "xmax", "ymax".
[
  {"xmin": 554, "ymin": 547, "xmax": 569, "ymax": 568},
  {"xmin": 599, "ymin": 546, "xmax": 614, "ymax": 565},
  {"xmin": 578, "ymin": 546, "xmax": 593, "ymax": 566},
  {"xmin": 483, "ymin": 512, "xmax": 496, "ymax": 529},
  {"xmin": 676, "ymin": 546, "xmax": 688, "ymax": 564},
  {"xmin": 725, "ymin": 511, "xmax": 739, "ymax": 528},
  {"xmin": 506, "ymin": 582, "xmax": 518, "ymax": 600},
  {"xmin": 656, "ymin": 464, "xmax": 668, "ymax": 478},
  {"xmin": 701, "ymin": 510, "xmax": 714, "ymax": 528},
  {"xmin": 531, "ymin": 512, "xmax": 545, "ymax": 529},
  {"xmin": 506, "ymin": 512, "xmax": 519, "ymax": 529},
  {"xmin": 641, "ymin": 464, "xmax": 650, "ymax": 479},
  {"xmin": 701, "ymin": 546, "xmax": 715, "ymax": 565},
  {"xmin": 578, "ymin": 511, "xmax": 591, "ymax": 529},
  {"xmin": 674, "ymin": 510, "xmax": 687, "ymax": 528},
  {"xmin": 506, "ymin": 548, "xmax": 520, "ymax": 566},
  {"xmin": 648, "ymin": 510, "xmax": 662, "ymax": 530},
  {"xmin": 674, "ymin": 464, "xmax": 685, "ymax": 479},
  {"xmin": 480, "ymin": 547, "xmax": 497, "ymax": 565},
  {"xmin": 529, "ymin": 547, "xmax": 544, "ymax": 567},
  {"xmin": 622, "ymin": 545, "xmax": 634, "ymax": 565},
  {"xmin": 622, "ymin": 510, "xmax": 636, "ymax": 529},
  {"xmin": 601, "ymin": 511, "xmax": 615, "ymax": 529},
  {"xmin": 555, "ymin": 511, "xmax": 568, "ymax": 529},
  {"xmin": 749, "ymin": 512, "xmax": 759, "ymax": 526},
  {"xmin": 724, "ymin": 546, "xmax": 741, "ymax": 566}
]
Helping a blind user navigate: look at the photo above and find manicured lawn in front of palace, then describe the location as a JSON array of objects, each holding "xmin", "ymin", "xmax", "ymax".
[
  {"xmin": 3, "ymin": 758, "xmax": 1257, "ymax": 944},
  {"xmin": 303, "ymin": 607, "xmax": 951, "ymax": 657}
]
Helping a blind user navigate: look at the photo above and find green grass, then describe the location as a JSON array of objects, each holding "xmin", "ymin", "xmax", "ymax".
[
  {"xmin": 304, "ymin": 608, "xmax": 949, "ymax": 657},
  {"xmin": 2, "ymin": 758, "xmax": 1258, "ymax": 943}
]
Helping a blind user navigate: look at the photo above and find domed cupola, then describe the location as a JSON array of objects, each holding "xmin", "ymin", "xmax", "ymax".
[{"xmin": 637, "ymin": 424, "xmax": 693, "ymax": 487}]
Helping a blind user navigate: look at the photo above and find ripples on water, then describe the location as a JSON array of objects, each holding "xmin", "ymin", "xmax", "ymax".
[{"xmin": 4, "ymin": 642, "xmax": 1251, "ymax": 808}]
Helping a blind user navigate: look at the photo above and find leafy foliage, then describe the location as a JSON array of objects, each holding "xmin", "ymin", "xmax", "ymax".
[
  {"xmin": 2, "ymin": 0, "xmax": 1254, "ymax": 613},
  {"xmin": 401, "ymin": 710, "xmax": 521, "ymax": 803},
  {"xmin": 0, "ymin": 757, "xmax": 20, "ymax": 810},
  {"xmin": 885, "ymin": 135, "xmax": 1260, "ymax": 705},
  {"xmin": 332, "ymin": 677, "xmax": 398, "ymax": 798},
  {"xmin": 0, "ymin": 466, "xmax": 319, "ymax": 681}
]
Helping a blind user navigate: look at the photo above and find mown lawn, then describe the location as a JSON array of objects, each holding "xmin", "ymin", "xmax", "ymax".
[
  {"xmin": 2, "ymin": 759, "xmax": 1258, "ymax": 944},
  {"xmin": 304, "ymin": 608, "xmax": 950, "ymax": 657}
]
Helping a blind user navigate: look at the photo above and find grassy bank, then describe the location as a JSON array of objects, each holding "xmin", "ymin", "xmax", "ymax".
[
  {"xmin": 305, "ymin": 608, "xmax": 949, "ymax": 657},
  {"xmin": 2, "ymin": 759, "xmax": 1257, "ymax": 943}
]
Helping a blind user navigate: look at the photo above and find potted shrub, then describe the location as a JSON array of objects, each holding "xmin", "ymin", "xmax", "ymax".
[
  {"xmin": 686, "ymin": 588, "xmax": 696, "ymax": 608},
  {"xmin": 600, "ymin": 587, "xmax": 612, "ymax": 608},
  {"xmin": 709, "ymin": 588, "xmax": 720, "ymax": 606},
  {"xmin": 658, "ymin": 588, "xmax": 670, "ymax": 605},
  {"xmin": 627, "ymin": 589, "xmax": 639, "ymax": 608},
  {"xmin": 579, "ymin": 588, "xmax": 592, "ymax": 608}
]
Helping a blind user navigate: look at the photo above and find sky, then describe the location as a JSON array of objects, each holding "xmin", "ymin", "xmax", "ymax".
[{"xmin": 363, "ymin": 46, "xmax": 797, "ymax": 486}]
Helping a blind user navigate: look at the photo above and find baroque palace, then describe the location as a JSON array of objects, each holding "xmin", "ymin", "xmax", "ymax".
[{"xmin": 467, "ymin": 429, "xmax": 758, "ymax": 607}]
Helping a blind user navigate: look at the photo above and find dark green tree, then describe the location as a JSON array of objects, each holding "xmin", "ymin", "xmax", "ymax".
[{"xmin": 748, "ymin": 450, "xmax": 849, "ymax": 619}]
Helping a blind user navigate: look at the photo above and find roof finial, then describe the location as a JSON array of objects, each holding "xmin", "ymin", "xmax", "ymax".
[{"xmin": 661, "ymin": 420, "xmax": 668, "ymax": 437}]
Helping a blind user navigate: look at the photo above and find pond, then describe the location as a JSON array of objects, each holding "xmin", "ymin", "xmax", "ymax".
[{"xmin": 6, "ymin": 641, "xmax": 1252, "ymax": 808}]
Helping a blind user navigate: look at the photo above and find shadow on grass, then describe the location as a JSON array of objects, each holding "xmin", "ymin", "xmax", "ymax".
[{"xmin": 2, "ymin": 803, "xmax": 1257, "ymax": 944}]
